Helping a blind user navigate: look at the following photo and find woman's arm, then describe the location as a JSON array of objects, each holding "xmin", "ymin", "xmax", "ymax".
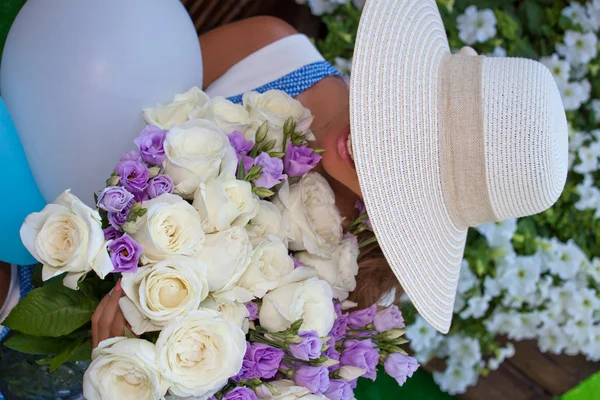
[{"xmin": 199, "ymin": 16, "xmax": 297, "ymax": 89}]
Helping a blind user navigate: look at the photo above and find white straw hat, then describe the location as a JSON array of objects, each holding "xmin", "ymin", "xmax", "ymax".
[{"xmin": 350, "ymin": 0, "xmax": 569, "ymax": 333}]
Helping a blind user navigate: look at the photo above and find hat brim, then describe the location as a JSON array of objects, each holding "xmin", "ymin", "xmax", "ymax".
[{"xmin": 350, "ymin": 0, "xmax": 467, "ymax": 333}]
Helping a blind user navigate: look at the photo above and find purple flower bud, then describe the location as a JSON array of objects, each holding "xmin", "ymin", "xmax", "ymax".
[
  {"xmin": 373, "ymin": 305, "xmax": 405, "ymax": 332},
  {"xmin": 324, "ymin": 379, "xmax": 353, "ymax": 400},
  {"xmin": 223, "ymin": 387, "xmax": 258, "ymax": 400},
  {"xmin": 107, "ymin": 199, "xmax": 135, "ymax": 230},
  {"xmin": 104, "ymin": 226, "xmax": 121, "ymax": 241},
  {"xmin": 384, "ymin": 353, "xmax": 419, "ymax": 386},
  {"xmin": 291, "ymin": 255, "xmax": 304, "ymax": 269},
  {"xmin": 323, "ymin": 337, "xmax": 340, "ymax": 372},
  {"xmin": 120, "ymin": 150, "xmax": 143, "ymax": 162},
  {"xmin": 329, "ymin": 314, "xmax": 349, "ymax": 339},
  {"xmin": 253, "ymin": 152, "xmax": 287, "ymax": 189},
  {"xmin": 334, "ymin": 301, "xmax": 343, "ymax": 318},
  {"xmin": 107, "ymin": 234, "xmax": 143, "ymax": 273},
  {"xmin": 229, "ymin": 131, "xmax": 254, "ymax": 157},
  {"xmin": 246, "ymin": 302, "xmax": 259, "ymax": 321},
  {"xmin": 284, "ymin": 143, "xmax": 322, "ymax": 177},
  {"xmin": 115, "ymin": 160, "xmax": 149, "ymax": 193},
  {"xmin": 134, "ymin": 125, "xmax": 167, "ymax": 165},
  {"xmin": 236, "ymin": 343, "xmax": 285, "ymax": 380},
  {"xmin": 354, "ymin": 198, "xmax": 372, "ymax": 230},
  {"xmin": 146, "ymin": 175, "xmax": 174, "ymax": 199},
  {"xmin": 97, "ymin": 186, "xmax": 134, "ymax": 213},
  {"xmin": 294, "ymin": 365, "xmax": 330, "ymax": 395},
  {"xmin": 290, "ymin": 331, "xmax": 322, "ymax": 361},
  {"xmin": 347, "ymin": 305, "xmax": 377, "ymax": 329},
  {"xmin": 340, "ymin": 339, "xmax": 379, "ymax": 380}
]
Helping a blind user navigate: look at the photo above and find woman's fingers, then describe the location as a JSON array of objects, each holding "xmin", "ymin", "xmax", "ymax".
[
  {"xmin": 95, "ymin": 280, "xmax": 123, "ymax": 347},
  {"xmin": 91, "ymin": 291, "xmax": 112, "ymax": 348},
  {"xmin": 110, "ymin": 306, "xmax": 127, "ymax": 338}
]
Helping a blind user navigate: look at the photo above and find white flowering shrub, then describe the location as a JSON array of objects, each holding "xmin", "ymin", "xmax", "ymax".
[{"xmin": 302, "ymin": 0, "xmax": 600, "ymax": 395}]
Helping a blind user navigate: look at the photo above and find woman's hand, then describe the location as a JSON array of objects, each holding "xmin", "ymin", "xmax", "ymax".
[{"xmin": 91, "ymin": 280, "xmax": 134, "ymax": 348}]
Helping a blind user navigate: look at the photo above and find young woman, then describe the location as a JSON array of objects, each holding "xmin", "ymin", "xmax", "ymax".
[{"xmin": 92, "ymin": 0, "xmax": 568, "ymax": 343}]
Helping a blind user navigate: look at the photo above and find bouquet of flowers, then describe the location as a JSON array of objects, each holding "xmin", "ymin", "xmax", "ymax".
[{"xmin": 3, "ymin": 87, "xmax": 417, "ymax": 399}]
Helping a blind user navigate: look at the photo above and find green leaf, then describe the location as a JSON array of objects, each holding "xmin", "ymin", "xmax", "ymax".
[
  {"xmin": 66, "ymin": 339, "xmax": 93, "ymax": 362},
  {"xmin": 3, "ymin": 282, "xmax": 99, "ymax": 337},
  {"xmin": 32, "ymin": 264, "xmax": 43, "ymax": 288},
  {"xmin": 49, "ymin": 331, "xmax": 87, "ymax": 372},
  {"xmin": 237, "ymin": 156, "xmax": 246, "ymax": 180},
  {"xmin": 4, "ymin": 333, "xmax": 71, "ymax": 355},
  {"xmin": 495, "ymin": 9, "xmax": 521, "ymax": 41},
  {"xmin": 521, "ymin": 0, "xmax": 545, "ymax": 35},
  {"xmin": 79, "ymin": 277, "xmax": 115, "ymax": 299}
]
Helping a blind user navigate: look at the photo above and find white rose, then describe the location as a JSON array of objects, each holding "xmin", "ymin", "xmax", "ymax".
[
  {"xmin": 246, "ymin": 200, "xmax": 289, "ymax": 246},
  {"xmin": 200, "ymin": 296, "xmax": 250, "ymax": 333},
  {"xmin": 273, "ymin": 172, "xmax": 343, "ymax": 258},
  {"xmin": 132, "ymin": 194, "xmax": 205, "ymax": 264},
  {"xmin": 193, "ymin": 178, "xmax": 259, "ymax": 233},
  {"xmin": 83, "ymin": 337, "xmax": 169, "ymax": 400},
  {"xmin": 257, "ymin": 380, "xmax": 327, "ymax": 400},
  {"xmin": 143, "ymin": 86, "xmax": 209, "ymax": 129},
  {"xmin": 20, "ymin": 190, "xmax": 112, "ymax": 290},
  {"xmin": 156, "ymin": 309, "xmax": 246, "ymax": 399},
  {"xmin": 164, "ymin": 119, "xmax": 237, "ymax": 198},
  {"xmin": 237, "ymin": 235, "xmax": 295, "ymax": 298},
  {"xmin": 295, "ymin": 235, "xmax": 359, "ymax": 300},
  {"xmin": 197, "ymin": 227, "xmax": 253, "ymax": 300},
  {"xmin": 119, "ymin": 256, "xmax": 209, "ymax": 334},
  {"xmin": 259, "ymin": 274, "xmax": 335, "ymax": 336},
  {"xmin": 198, "ymin": 96, "xmax": 252, "ymax": 136},
  {"xmin": 242, "ymin": 90, "xmax": 315, "ymax": 151}
]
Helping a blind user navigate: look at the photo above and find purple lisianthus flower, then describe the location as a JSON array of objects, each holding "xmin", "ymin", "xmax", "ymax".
[
  {"xmin": 373, "ymin": 305, "xmax": 405, "ymax": 332},
  {"xmin": 103, "ymin": 226, "xmax": 121, "ymax": 241},
  {"xmin": 291, "ymin": 255, "xmax": 304, "ymax": 269},
  {"xmin": 107, "ymin": 234, "xmax": 143, "ymax": 273},
  {"xmin": 324, "ymin": 379, "xmax": 353, "ymax": 400},
  {"xmin": 146, "ymin": 175, "xmax": 174, "ymax": 199},
  {"xmin": 354, "ymin": 198, "xmax": 372, "ymax": 230},
  {"xmin": 108, "ymin": 199, "xmax": 135, "ymax": 230},
  {"xmin": 229, "ymin": 131, "xmax": 254, "ymax": 157},
  {"xmin": 295, "ymin": 365, "xmax": 330, "ymax": 395},
  {"xmin": 384, "ymin": 353, "xmax": 419, "ymax": 386},
  {"xmin": 120, "ymin": 150, "xmax": 143, "ymax": 162},
  {"xmin": 334, "ymin": 301, "xmax": 343, "ymax": 318},
  {"xmin": 97, "ymin": 186, "xmax": 134, "ymax": 213},
  {"xmin": 236, "ymin": 343, "xmax": 285, "ymax": 380},
  {"xmin": 290, "ymin": 331, "xmax": 322, "ymax": 361},
  {"xmin": 115, "ymin": 160, "xmax": 149, "ymax": 193},
  {"xmin": 246, "ymin": 302, "xmax": 259, "ymax": 321},
  {"xmin": 340, "ymin": 339, "xmax": 379, "ymax": 380},
  {"xmin": 347, "ymin": 304, "xmax": 377, "ymax": 329},
  {"xmin": 253, "ymin": 152, "xmax": 287, "ymax": 189},
  {"xmin": 284, "ymin": 143, "xmax": 322, "ymax": 177},
  {"xmin": 323, "ymin": 337, "xmax": 340, "ymax": 372},
  {"xmin": 223, "ymin": 387, "xmax": 258, "ymax": 400},
  {"xmin": 134, "ymin": 125, "xmax": 167, "ymax": 165},
  {"xmin": 243, "ymin": 155, "xmax": 254, "ymax": 174},
  {"xmin": 329, "ymin": 313, "xmax": 349, "ymax": 339}
]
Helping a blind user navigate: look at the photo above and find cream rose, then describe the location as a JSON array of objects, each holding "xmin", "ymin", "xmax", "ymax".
[
  {"xmin": 246, "ymin": 200, "xmax": 289, "ymax": 246},
  {"xmin": 132, "ymin": 193, "xmax": 205, "ymax": 264},
  {"xmin": 193, "ymin": 178, "xmax": 259, "ymax": 233},
  {"xmin": 156, "ymin": 309, "xmax": 246, "ymax": 399},
  {"xmin": 295, "ymin": 235, "xmax": 360, "ymax": 301},
  {"xmin": 20, "ymin": 190, "xmax": 112, "ymax": 290},
  {"xmin": 83, "ymin": 337, "xmax": 169, "ymax": 400},
  {"xmin": 143, "ymin": 86, "xmax": 209, "ymax": 129},
  {"xmin": 163, "ymin": 119, "xmax": 237, "ymax": 198},
  {"xmin": 257, "ymin": 380, "xmax": 328, "ymax": 400},
  {"xmin": 259, "ymin": 274, "xmax": 335, "ymax": 336},
  {"xmin": 273, "ymin": 172, "xmax": 343, "ymax": 258},
  {"xmin": 198, "ymin": 96, "xmax": 252, "ymax": 135},
  {"xmin": 237, "ymin": 235, "xmax": 295, "ymax": 298},
  {"xmin": 200, "ymin": 296, "xmax": 250, "ymax": 333},
  {"xmin": 119, "ymin": 256, "xmax": 209, "ymax": 334},
  {"xmin": 197, "ymin": 226, "xmax": 253, "ymax": 300},
  {"xmin": 242, "ymin": 90, "xmax": 315, "ymax": 151}
]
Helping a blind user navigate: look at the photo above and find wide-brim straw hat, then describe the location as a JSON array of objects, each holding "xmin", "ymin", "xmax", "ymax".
[{"xmin": 350, "ymin": 0, "xmax": 568, "ymax": 333}]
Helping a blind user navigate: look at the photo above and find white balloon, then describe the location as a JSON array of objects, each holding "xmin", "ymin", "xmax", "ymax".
[{"xmin": 1, "ymin": 0, "xmax": 203, "ymax": 205}]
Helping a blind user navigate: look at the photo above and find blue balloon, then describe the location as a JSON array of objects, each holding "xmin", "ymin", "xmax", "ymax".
[{"xmin": 0, "ymin": 97, "xmax": 45, "ymax": 265}]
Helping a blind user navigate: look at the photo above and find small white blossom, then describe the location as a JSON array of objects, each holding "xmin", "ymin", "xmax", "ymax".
[
  {"xmin": 484, "ymin": 276, "xmax": 502, "ymax": 298},
  {"xmin": 334, "ymin": 57, "xmax": 352, "ymax": 75},
  {"xmin": 406, "ymin": 316, "xmax": 443, "ymax": 352},
  {"xmin": 546, "ymin": 239, "xmax": 590, "ymax": 280},
  {"xmin": 460, "ymin": 295, "xmax": 492, "ymax": 319},
  {"xmin": 508, "ymin": 312, "xmax": 541, "ymax": 341},
  {"xmin": 592, "ymin": 100, "xmax": 600, "ymax": 123},
  {"xmin": 582, "ymin": 325, "xmax": 600, "ymax": 361},
  {"xmin": 446, "ymin": 336, "xmax": 482, "ymax": 368},
  {"xmin": 499, "ymin": 255, "xmax": 542, "ymax": 298},
  {"xmin": 563, "ymin": 319, "xmax": 592, "ymax": 349},
  {"xmin": 456, "ymin": 6, "xmax": 497, "ymax": 45},
  {"xmin": 488, "ymin": 343, "xmax": 515, "ymax": 370},
  {"xmin": 575, "ymin": 174, "xmax": 600, "ymax": 215},
  {"xmin": 562, "ymin": 2, "xmax": 595, "ymax": 32},
  {"xmin": 454, "ymin": 294, "xmax": 466, "ymax": 313},
  {"xmin": 574, "ymin": 141, "xmax": 600, "ymax": 174},
  {"xmin": 550, "ymin": 282, "xmax": 582, "ymax": 314},
  {"xmin": 540, "ymin": 54, "xmax": 571, "ymax": 85},
  {"xmin": 490, "ymin": 46, "xmax": 507, "ymax": 57},
  {"xmin": 433, "ymin": 364, "xmax": 479, "ymax": 395},
  {"xmin": 537, "ymin": 321, "xmax": 568, "ymax": 354},
  {"xmin": 587, "ymin": 1, "xmax": 600, "ymax": 31},
  {"xmin": 567, "ymin": 287, "xmax": 600, "ymax": 322},
  {"xmin": 476, "ymin": 219, "xmax": 517, "ymax": 249},
  {"xmin": 295, "ymin": 0, "xmax": 339, "ymax": 16},
  {"xmin": 484, "ymin": 311, "xmax": 521, "ymax": 335},
  {"xmin": 569, "ymin": 130, "xmax": 591, "ymax": 151},
  {"xmin": 457, "ymin": 259, "xmax": 478, "ymax": 295},
  {"xmin": 587, "ymin": 258, "xmax": 600, "ymax": 283},
  {"xmin": 556, "ymin": 30, "xmax": 598, "ymax": 65},
  {"xmin": 559, "ymin": 79, "xmax": 592, "ymax": 111}
]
